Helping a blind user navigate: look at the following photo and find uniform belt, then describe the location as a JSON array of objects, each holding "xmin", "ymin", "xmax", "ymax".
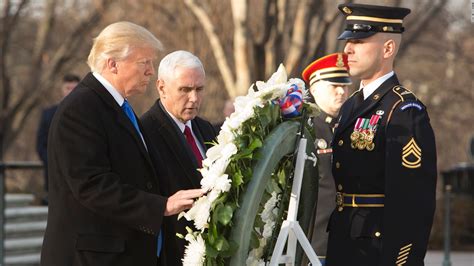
[{"xmin": 336, "ymin": 192, "xmax": 385, "ymax": 210}]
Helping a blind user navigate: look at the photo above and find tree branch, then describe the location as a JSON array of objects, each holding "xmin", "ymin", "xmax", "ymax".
[
  {"xmin": 183, "ymin": 0, "xmax": 237, "ymax": 97},
  {"xmin": 231, "ymin": 0, "xmax": 251, "ymax": 96},
  {"xmin": 284, "ymin": 0, "xmax": 312, "ymax": 75},
  {"xmin": 398, "ymin": 0, "xmax": 448, "ymax": 58}
]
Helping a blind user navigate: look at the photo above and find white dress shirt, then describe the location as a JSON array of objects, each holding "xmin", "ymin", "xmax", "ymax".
[{"xmin": 359, "ymin": 71, "xmax": 394, "ymax": 100}]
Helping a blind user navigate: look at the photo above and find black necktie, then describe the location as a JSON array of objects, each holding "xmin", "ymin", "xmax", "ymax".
[{"xmin": 352, "ymin": 91, "xmax": 364, "ymax": 114}]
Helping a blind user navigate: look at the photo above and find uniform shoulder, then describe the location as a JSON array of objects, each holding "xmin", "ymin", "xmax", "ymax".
[
  {"xmin": 349, "ymin": 88, "xmax": 363, "ymax": 98},
  {"xmin": 392, "ymin": 85, "xmax": 418, "ymax": 102}
]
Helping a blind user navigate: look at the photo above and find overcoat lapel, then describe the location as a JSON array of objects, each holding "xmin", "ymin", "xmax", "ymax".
[
  {"xmin": 82, "ymin": 73, "xmax": 154, "ymax": 169},
  {"xmin": 152, "ymin": 102, "xmax": 202, "ymax": 188}
]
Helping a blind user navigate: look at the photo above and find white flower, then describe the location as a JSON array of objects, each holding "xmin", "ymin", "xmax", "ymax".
[
  {"xmin": 184, "ymin": 196, "xmax": 211, "ymax": 231},
  {"xmin": 214, "ymin": 174, "xmax": 231, "ymax": 193},
  {"xmin": 200, "ymin": 157, "xmax": 230, "ymax": 191},
  {"xmin": 216, "ymin": 127, "xmax": 234, "ymax": 145},
  {"xmin": 262, "ymin": 220, "xmax": 275, "ymax": 239},
  {"xmin": 260, "ymin": 192, "xmax": 279, "ymax": 221},
  {"xmin": 246, "ymin": 238, "xmax": 268, "ymax": 266},
  {"xmin": 182, "ymin": 234, "xmax": 206, "ymax": 266},
  {"xmin": 207, "ymin": 189, "xmax": 220, "ymax": 203}
]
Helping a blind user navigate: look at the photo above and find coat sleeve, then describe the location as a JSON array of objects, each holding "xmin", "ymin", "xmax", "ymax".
[
  {"xmin": 50, "ymin": 96, "xmax": 167, "ymax": 235},
  {"xmin": 382, "ymin": 99, "xmax": 437, "ymax": 265}
]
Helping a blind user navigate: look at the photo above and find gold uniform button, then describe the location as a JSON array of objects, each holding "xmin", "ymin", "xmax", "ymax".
[
  {"xmin": 336, "ymin": 162, "xmax": 341, "ymax": 168},
  {"xmin": 375, "ymin": 232, "xmax": 381, "ymax": 237},
  {"xmin": 338, "ymin": 140, "xmax": 344, "ymax": 146},
  {"xmin": 337, "ymin": 184, "xmax": 343, "ymax": 191}
]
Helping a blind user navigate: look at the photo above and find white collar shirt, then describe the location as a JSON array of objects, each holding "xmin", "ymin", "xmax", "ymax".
[
  {"xmin": 360, "ymin": 71, "xmax": 394, "ymax": 100},
  {"xmin": 93, "ymin": 72, "xmax": 147, "ymax": 148},
  {"xmin": 165, "ymin": 110, "xmax": 205, "ymax": 158}
]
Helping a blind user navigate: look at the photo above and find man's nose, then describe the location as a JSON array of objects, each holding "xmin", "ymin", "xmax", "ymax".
[
  {"xmin": 336, "ymin": 86, "xmax": 346, "ymax": 94},
  {"xmin": 189, "ymin": 90, "xmax": 198, "ymax": 102},
  {"xmin": 344, "ymin": 42, "xmax": 353, "ymax": 54},
  {"xmin": 146, "ymin": 63, "xmax": 154, "ymax": 76}
]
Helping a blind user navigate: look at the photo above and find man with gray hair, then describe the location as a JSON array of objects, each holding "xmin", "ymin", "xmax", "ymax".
[
  {"xmin": 141, "ymin": 50, "xmax": 217, "ymax": 264},
  {"xmin": 41, "ymin": 22, "xmax": 203, "ymax": 265}
]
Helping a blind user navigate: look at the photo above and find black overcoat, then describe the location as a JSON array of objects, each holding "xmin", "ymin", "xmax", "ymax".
[
  {"xmin": 41, "ymin": 73, "xmax": 168, "ymax": 266},
  {"xmin": 141, "ymin": 100, "xmax": 217, "ymax": 265}
]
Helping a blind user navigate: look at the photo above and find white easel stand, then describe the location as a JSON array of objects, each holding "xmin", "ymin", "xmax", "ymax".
[{"xmin": 269, "ymin": 138, "xmax": 321, "ymax": 266}]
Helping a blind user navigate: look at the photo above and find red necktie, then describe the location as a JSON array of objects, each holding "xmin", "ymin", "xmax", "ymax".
[{"xmin": 183, "ymin": 125, "xmax": 203, "ymax": 168}]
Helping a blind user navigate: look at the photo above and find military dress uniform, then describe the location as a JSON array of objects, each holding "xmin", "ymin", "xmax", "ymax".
[
  {"xmin": 310, "ymin": 112, "xmax": 337, "ymax": 262},
  {"xmin": 325, "ymin": 4, "xmax": 437, "ymax": 266},
  {"xmin": 302, "ymin": 53, "xmax": 352, "ymax": 265}
]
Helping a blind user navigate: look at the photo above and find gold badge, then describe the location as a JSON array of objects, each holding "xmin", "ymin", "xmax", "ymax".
[
  {"xmin": 357, "ymin": 140, "xmax": 366, "ymax": 150},
  {"xmin": 350, "ymin": 131, "xmax": 360, "ymax": 141},
  {"xmin": 402, "ymin": 138, "xmax": 421, "ymax": 168},
  {"xmin": 373, "ymin": 94, "xmax": 380, "ymax": 100},
  {"xmin": 316, "ymin": 139, "xmax": 328, "ymax": 149},
  {"xmin": 342, "ymin": 6, "xmax": 352, "ymax": 14},
  {"xmin": 336, "ymin": 53, "xmax": 345, "ymax": 68},
  {"xmin": 366, "ymin": 142, "xmax": 375, "ymax": 151}
]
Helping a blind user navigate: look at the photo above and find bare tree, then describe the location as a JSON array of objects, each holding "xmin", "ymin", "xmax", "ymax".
[
  {"xmin": 182, "ymin": 0, "xmax": 448, "ymax": 99},
  {"xmin": 0, "ymin": 0, "xmax": 115, "ymax": 159}
]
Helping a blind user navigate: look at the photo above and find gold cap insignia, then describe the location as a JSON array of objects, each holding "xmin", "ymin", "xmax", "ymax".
[
  {"xmin": 402, "ymin": 138, "xmax": 421, "ymax": 168},
  {"xmin": 342, "ymin": 6, "xmax": 352, "ymax": 14},
  {"xmin": 336, "ymin": 53, "xmax": 344, "ymax": 68}
]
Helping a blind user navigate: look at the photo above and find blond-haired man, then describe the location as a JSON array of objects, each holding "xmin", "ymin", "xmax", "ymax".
[{"xmin": 40, "ymin": 22, "xmax": 203, "ymax": 266}]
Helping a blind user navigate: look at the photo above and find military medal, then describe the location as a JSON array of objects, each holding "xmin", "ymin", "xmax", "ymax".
[
  {"xmin": 364, "ymin": 114, "xmax": 382, "ymax": 151},
  {"xmin": 351, "ymin": 118, "xmax": 364, "ymax": 149},
  {"xmin": 316, "ymin": 139, "xmax": 328, "ymax": 149},
  {"xmin": 366, "ymin": 142, "xmax": 375, "ymax": 151},
  {"xmin": 357, "ymin": 140, "xmax": 366, "ymax": 150}
]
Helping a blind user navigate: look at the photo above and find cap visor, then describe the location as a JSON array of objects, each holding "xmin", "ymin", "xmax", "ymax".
[
  {"xmin": 337, "ymin": 30, "xmax": 377, "ymax": 40},
  {"xmin": 325, "ymin": 77, "xmax": 352, "ymax": 85}
]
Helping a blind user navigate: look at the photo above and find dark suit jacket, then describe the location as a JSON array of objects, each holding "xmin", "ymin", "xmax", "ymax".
[
  {"xmin": 40, "ymin": 73, "xmax": 168, "ymax": 266},
  {"xmin": 326, "ymin": 74, "xmax": 437, "ymax": 266},
  {"xmin": 141, "ymin": 100, "xmax": 217, "ymax": 265},
  {"xmin": 36, "ymin": 105, "xmax": 58, "ymax": 191}
]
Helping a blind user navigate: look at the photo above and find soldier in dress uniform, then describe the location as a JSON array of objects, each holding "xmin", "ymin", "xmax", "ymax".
[
  {"xmin": 302, "ymin": 53, "xmax": 352, "ymax": 265},
  {"xmin": 326, "ymin": 4, "xmax": 437, "ymax": 266}
]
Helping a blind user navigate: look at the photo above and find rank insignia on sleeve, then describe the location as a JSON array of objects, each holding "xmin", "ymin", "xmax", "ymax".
[
  {"xmin": 397, "ymin": 243, "xmax": 412, "ymax": 265},
  {"xmin": 402, "ymin": 138, "xmax": 421, "ymax": 168}
]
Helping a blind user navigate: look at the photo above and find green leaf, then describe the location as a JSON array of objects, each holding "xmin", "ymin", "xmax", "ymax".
[
  {"xmin": 214, "ymin": 236, "xmax": 230, "ymax": 251},
  {"xmin": 250, "ymin": 230, "xmax": 260, "ymax": 249},
  {"xmin": 277, "ymin": 167, "xmax": 286, "ymax": 186},
  {"xmin": 216, "ymin": 204, "xmax": 234, "ymax": 226},
  {"xmin": 220, "ymin": 240, "xmax": 239, "ymax": 258},
  {"xmin": 232, "ymin": 171, "xmax": 244, "ymax": 187},
  {"xmin": 208, "ymin": 223, "xmax": 218, "ymax": 245},
  {"xmin": 248, "ymin": 138, "xmax": 263, "ymax": 151},
  {"xmin": 206, "ymin": 243, "xmax": 219, "ymax": 258}
]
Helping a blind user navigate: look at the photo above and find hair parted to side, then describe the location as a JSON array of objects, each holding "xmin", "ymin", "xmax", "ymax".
[
  {"xmin": 158, "ymin": 50, "xmax": 205, "ymax": 82},
  {"xmin": 87, "ymin": 21, "xmax": 164, "ymax": 73}
]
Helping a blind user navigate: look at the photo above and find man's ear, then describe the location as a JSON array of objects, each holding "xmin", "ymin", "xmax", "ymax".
[
  {"xmin": 383, "ymin": 39, "xmax": 396, "ymax": 59},
  {"xmin": 157, "ymin": 79, "xmax": 165, "ymax": 98},
  {"xmin": 106, "ymin": 58, "xmax": 118, "ymax": 74}
]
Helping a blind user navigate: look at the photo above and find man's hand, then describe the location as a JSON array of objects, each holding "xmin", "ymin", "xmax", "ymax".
[{"xmin": 165, "ymin": 189, "xmax": 205, "ymax": 216}]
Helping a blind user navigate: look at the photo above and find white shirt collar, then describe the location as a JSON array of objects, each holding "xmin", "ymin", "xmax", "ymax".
[
  {"xmin": 359, "ymin": 71, "xmax": 394, "ymax": 100},
  {"xmin": 164, "ymin": 109, "xmax": 192, "ymax": 133},
  {"xmin": 93, "ymin": 72, "xmax": 125, "ymax": 106}
]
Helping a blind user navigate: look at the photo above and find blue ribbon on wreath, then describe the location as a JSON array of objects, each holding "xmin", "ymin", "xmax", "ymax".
[{"xmin": 279, "ymin": 84, "xmax": 303, "ymax": 118}]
